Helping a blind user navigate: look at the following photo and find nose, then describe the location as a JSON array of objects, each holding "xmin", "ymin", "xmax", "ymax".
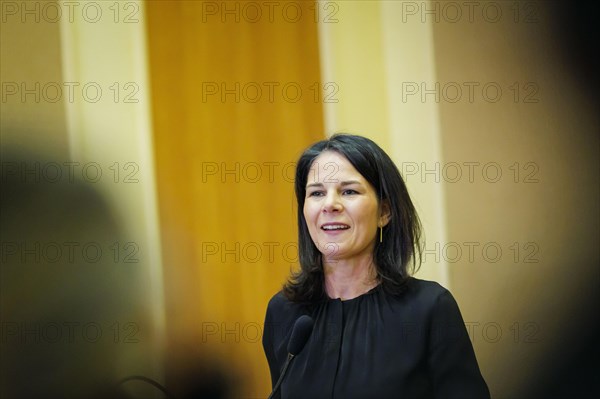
[{"xmin": 322, "ymin": 191, "xmax": 343, "ymax": 213}]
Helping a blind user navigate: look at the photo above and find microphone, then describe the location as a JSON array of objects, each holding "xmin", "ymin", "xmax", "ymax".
[
  {"xmin": 287, "ymin": 315, "xmax": 314, "ymax": 355},
  {"xmin": 267, "ymin": 315, "xmax": 314, "ymax": 399}
]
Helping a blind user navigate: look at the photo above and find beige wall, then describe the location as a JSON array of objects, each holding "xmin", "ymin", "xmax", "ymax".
[
  {"xmin": 0, "ymin": 0, "xmax": 69, "ymax": 157},
  {"xmin": 431, "ymin": 2, "xmax": 599, "ymax": 396}
]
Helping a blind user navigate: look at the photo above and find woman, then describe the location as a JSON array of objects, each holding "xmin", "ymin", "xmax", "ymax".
[{"xmin": 263, "ymin": 134, "xmax": 490, "ymax": 399}]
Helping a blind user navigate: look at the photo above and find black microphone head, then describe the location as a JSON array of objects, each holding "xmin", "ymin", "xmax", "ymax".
[{"xmin": 287, "ymin": 315, "xmax": 314, "ymax": 356}]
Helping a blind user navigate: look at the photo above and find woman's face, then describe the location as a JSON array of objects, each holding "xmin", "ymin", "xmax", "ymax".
[{"xmin": 303, "ymin": 151, "xmax": 387, "ymax": 262}]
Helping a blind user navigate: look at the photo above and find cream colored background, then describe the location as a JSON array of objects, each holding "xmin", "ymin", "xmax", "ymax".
[{"xmin": 2, "ymin": 1, "xmax": 598, "ymax": 398}]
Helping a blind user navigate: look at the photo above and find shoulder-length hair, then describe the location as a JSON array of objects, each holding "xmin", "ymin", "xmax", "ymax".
[{"xmin": 283, "ymin": 133, "xmax": 423, "ymax": 303}]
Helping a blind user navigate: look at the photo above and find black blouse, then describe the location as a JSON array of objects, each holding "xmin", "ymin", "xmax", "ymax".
[{"xmin": 262, "ymin": 278, "xmax": 490, "ymax": 399}]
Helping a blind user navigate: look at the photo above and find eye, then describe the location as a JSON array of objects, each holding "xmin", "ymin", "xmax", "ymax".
[
  {"xmin": 342, "ymin": 189, "xmax": 358, "ymax": 195},
  {"xmin": 307, "ymin": 191, "xmax": 324, "ymax": 197}
]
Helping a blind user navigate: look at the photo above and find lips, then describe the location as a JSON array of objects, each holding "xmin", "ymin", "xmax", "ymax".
[{"xmin": 321, "ymin": 222, "xmax": 350, "ymax": 231}]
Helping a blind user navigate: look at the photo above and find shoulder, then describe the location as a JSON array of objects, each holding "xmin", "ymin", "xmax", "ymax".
[
  {"xmin": 388, "ymin": 278, "xmax": 459, "ymax": 314},
  {"xmin": 265, "ymin": 290, "xmax": 307, "ymax": 323},
  {"xmin": 404, "ymin": 278, "xmax": 468, "ymax": 326},
  {"xmin": 266, "ymin": 290, "xmax": 295, "ymax": 313},
  {"xmin": 404, "ymin": 277, "xmax": 451, "ymax": 301},
  {"xmin": 266, "ymin": 290, "xmax": 287, "ymax": 310},
  {"xmin": 263, "ymin": 290, "xmax": 310, "ymax": 350}
]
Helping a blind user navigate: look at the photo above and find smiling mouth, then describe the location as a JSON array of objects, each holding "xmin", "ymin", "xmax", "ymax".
[{"xmin": 321, "ymin": 224, "xmax": 350, "ymax": 231}]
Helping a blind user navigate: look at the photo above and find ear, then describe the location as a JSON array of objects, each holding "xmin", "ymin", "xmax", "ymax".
[{"xmin": 379, "ymin": 200, "xmax": 391, "ymax": 227}]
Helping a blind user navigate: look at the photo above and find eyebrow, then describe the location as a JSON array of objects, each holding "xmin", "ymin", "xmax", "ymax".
[{"xmin": 306, "ymin": 180, "xmax": 362, "ymax": 189}]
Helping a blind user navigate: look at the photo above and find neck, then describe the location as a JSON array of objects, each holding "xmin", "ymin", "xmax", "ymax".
[{"xmin": 323, "ymin": 252, "xmax": 379, "ymax": 300}]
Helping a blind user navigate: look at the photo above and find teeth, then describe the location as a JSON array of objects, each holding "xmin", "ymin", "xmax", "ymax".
[{"xmin": 322, "ymin": 225, "xmax": 349, "ymax": 230}]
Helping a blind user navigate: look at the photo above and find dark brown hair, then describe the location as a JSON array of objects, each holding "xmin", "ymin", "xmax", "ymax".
[{"xmin": 284, "ymin": 134, "xmax": 423, "ymax": 303}]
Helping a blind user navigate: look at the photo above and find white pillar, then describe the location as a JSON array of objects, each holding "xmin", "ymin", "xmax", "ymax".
[
  {"xmin": 318, "ymin": 0, "xmax": 448, "ymax": 285},
  {"xmin": 59, "ymin": 0, "xmax": 165, "ymax": 384}
]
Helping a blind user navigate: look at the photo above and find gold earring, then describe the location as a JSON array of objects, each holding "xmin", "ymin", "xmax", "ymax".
[{"xmin": 379, "ymin": 226, "xmax": 383, "ymax": 243}]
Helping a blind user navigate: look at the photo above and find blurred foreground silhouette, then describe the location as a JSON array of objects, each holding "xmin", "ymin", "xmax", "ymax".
[{"xmin": 1, "ymin": 148, "xmax": 232, "ymax": 398}]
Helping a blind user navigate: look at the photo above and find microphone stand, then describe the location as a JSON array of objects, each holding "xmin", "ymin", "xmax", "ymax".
[{"xmin": 267, "ymin": 353, "xmax": 295, "ymax": 399}]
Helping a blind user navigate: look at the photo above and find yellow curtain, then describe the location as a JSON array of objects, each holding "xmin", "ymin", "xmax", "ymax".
[{"xmin": 146, "ymin": 1, "xmax": 324, "ymax": 396}]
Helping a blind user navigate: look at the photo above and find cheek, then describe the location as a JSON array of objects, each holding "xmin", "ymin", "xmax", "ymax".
[
  {"xmin": 352, "ymin": 203, "xmax": 379, "ymax": 226},
  {"xmin": 303, "ymin": 201, "xmax": 319, "ymax": 220},
  {"xmin": 303, "ymin": 204, "xmax": 317, "ymax": 232},
  {"xmin": 302, "ymin": 205, "xmax": 310, "ymax": 224}
]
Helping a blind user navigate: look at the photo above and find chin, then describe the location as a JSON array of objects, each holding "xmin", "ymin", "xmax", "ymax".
[{"xmin": 319, "ymin": 247, "xmax": 349, "ymax": 261}]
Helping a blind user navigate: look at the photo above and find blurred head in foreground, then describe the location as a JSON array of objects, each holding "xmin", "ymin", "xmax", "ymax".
[{"xmin": 0, "ymin": 148, "xmax": 141, "ymax": 398}]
